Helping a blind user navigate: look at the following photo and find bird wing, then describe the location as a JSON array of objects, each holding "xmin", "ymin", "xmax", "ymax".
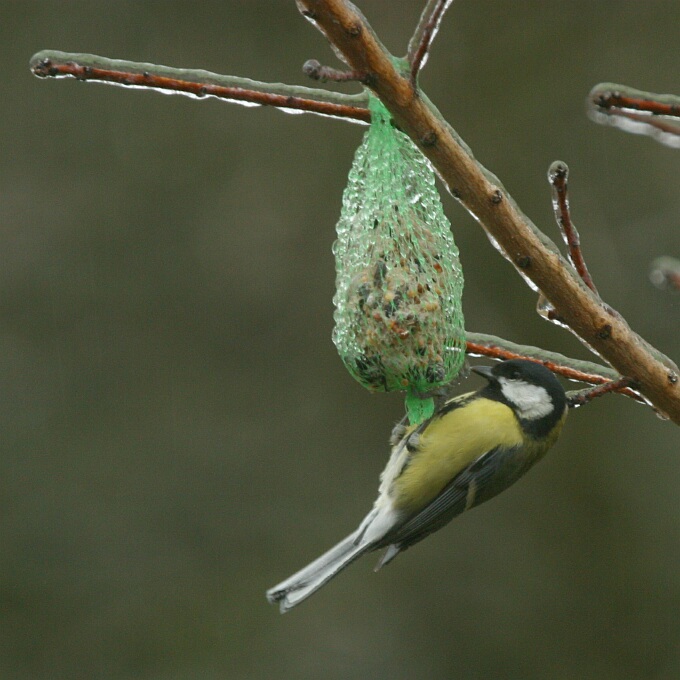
[{"xmin": 375, "ymin": 443, "xmax": 523, "ymax": 569}]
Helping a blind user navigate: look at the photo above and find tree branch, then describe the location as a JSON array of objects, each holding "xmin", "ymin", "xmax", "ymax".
[
  {"xmin": 650, "ymin": 257, "xmax": 680, "ymax": 292},
  {"xmin": 296, "ymin": 0, "xmax": 680, "ymax": 423},
  {"xmin": 30, "ymin": 50, "xmax": 370, "ymax": 123},
  {"xmin": 407, "ymin": 0, "xmax": 454, "ymax": 82},
  {"xmin": 589, "ymin": 83, "xmax": 680, "ymax": 148},
  {"xmin": 567, "ymin": 377, "xmax": 635, "ymax": 410},
  {"xmin": 466, "ymin": 333, "xmax": 642, "ymax": 403},
  {"xmin": 547, "ymin": 161, "xmax": 598, "ymax": 295}
]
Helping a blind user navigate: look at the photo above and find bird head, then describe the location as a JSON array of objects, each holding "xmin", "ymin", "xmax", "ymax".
[{"xmin": 472, "ymin": 359, "xmax": 567, "ymax": 428}]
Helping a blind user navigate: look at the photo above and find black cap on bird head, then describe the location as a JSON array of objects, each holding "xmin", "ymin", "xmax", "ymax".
[{"xmin": 472, "ymin": 359, "xmax": 567, "ymax": 435}]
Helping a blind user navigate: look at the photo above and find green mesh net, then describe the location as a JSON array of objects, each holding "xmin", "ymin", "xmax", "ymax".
[{"xmin": 332, "ymin": 94, "xmax": 465, "ymax": 407}]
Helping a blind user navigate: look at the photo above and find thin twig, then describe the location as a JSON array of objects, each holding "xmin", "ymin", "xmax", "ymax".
[
  {"xmin": 567, "ymin": 377, "xmax": 635, "ymax": 409},
  {"xmin": 303, "ymin": 59, "xmax": 372, "ymax": 84},
  {"xmin": 407, "ymin": 0, "xmax": 454, "ymax": 82},
  {"xmin": 466, "ymin": 333, "xmax": 617, "ymax": 378},
  {"xmin": 30, "ymin": 50, "xmax": 370, "ymax": 124},
  {"xmin": 650, "ymin": 257, "xmax": 680, "ymax": 292},
  {"xmin": 595, "ymin": 108, "xmax": 680, "ymax": 142},
  {"xmin": 589, "ymin": 83, "xmax": 680, "ymax": 148},
  {"xmin": 296, "ymin": 0, "xmax": 680, "ymax": 424},
  {"xmin": 591, "ymin": 85, "xmax": 680, "ymax": 118},
  {"xmin": 547, "ymin": 161, "xmax": 599, "ymax": 295},
  {"xmin": 466, "ymin": 333, "xmax": 642, "ymax": 402}
]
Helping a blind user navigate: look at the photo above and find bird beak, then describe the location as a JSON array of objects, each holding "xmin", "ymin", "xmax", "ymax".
[{"xmin": 471, "ymin": 365, "xmax": 496, "ymax": 382}]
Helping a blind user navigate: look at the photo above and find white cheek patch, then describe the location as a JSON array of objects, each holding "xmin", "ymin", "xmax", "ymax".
[{"xmin": 499, "ymin": 378, "xmax": 554, "ymax": 420}]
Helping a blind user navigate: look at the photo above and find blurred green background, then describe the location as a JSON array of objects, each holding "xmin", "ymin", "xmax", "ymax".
[{"xmin": 3, "ymin": 2, "xmax": 680, "ymax": 678}]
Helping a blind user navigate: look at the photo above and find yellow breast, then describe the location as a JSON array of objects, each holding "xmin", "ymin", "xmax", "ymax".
[{"xmin": 392, "ymin": 399, "xmax": 524, "ymax": 513}]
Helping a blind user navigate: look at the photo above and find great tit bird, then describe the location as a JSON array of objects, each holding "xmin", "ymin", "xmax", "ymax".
[{"xmin": 267, "ymin": 359, "xmax": 567, "ymax": 613}]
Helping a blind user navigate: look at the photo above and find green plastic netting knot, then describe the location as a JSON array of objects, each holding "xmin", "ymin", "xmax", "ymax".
[{"xmin": 332, "ymin": 93, "xmax": 465, "ymax": 412}]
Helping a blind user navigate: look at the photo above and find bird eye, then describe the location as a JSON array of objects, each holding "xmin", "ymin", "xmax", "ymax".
[{"xmin": 508, "ymin": 371, "xmax": 521, "ymax": 381}]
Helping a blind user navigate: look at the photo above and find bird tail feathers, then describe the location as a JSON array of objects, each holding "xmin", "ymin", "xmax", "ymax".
[{"xmin": 266, "ymin": 529, "xmax": 370, "ymax": 613}]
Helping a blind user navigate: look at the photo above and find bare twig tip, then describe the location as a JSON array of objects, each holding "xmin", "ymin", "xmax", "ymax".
[
  {"xmin": 548, "ymin": 160, "xmax": 568, "ymax": 184},
  {"xmin": 547, "ymin": 160, "xmax": 599, "ymax": 295},
  {"xmin": 567, "ymin": 376, "xmax": 635, "ymax": 409},
  {"xmin": 650, "ymin": 257, "xmax": 680, "ymax": 292},
  {"xmin": 302, "ymin": 59, "xmax": 322, "ymax": 79},
  {"xmin": 303, "ymin": 58, "xmax": 370, "ymax": 85},
  {"xmin": 32, "ymin": 57, "xmax": 55, "ymax": 77}
]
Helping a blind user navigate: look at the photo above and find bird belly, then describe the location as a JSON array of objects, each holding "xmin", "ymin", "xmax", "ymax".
[{"xmin": 391, "ymin": 399, "xmax": 523, "ymax": 513}]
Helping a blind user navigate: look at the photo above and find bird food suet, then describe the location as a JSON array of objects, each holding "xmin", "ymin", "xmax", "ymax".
[{"xmin": 332, "ymin": 94, "xmax": 465, "ymax": 406}]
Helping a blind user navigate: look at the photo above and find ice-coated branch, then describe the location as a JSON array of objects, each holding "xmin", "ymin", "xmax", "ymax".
[
  {"xmin": 650, "ymin": 257, "xmax": 680, "ymax": 292},
  {"xmin": 567, "ymin": 377, "xmax": 636, "ymax": 410},
  {"xmin": 589, "ymin": 83, "xmax": 680, "ymax": 148},
  {"xmin": 30, "ymin": 50, "xmax": 370, "ymax": 124},
  {"xmin": 547, "ymin": 162, "xmax": 598, "ymax": 295},
  {"xmin": 466, "ymin": 333, "xmax": 642, "ymax": 403},
  {"xmin": 302, "ymin": 58, "xmax": 372, "ymax": 85},
  {"xmin": 407, "ymin": 0, "xmax": 454, "ymax": 82},
  {"xmin": 295, "ymin": 0, "xmax": 680, "ymax": 424}
]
